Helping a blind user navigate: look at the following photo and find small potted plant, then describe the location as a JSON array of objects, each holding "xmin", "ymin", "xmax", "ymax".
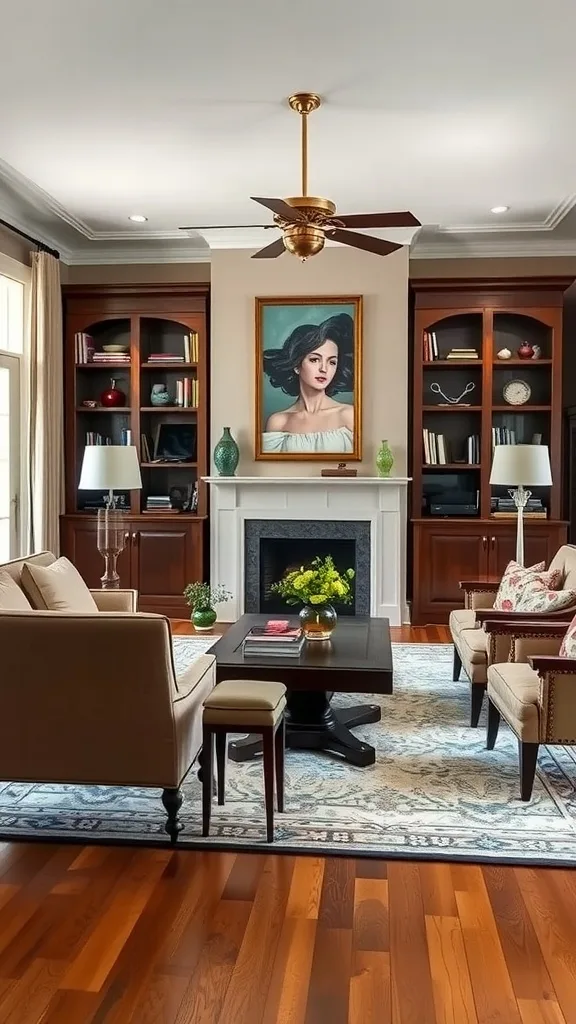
[
  {"xmin": 183, "ymin": 581, "xmax": 232, "ymax": 632},
  {"xmin": 270, "ymin": 555, "xmax": 355, "ymax": 641}
]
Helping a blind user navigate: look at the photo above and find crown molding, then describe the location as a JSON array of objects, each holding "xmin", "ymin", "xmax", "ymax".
[
  {"xmin": 2, "ymin": 156, "xmax": 576, "ymax": 265},
  {"xmin": 0, "ymin": 196, "xmax": 72, "ymax": 262},
  {"xmin": 410, "ymin": 237, "xmax": 576, "ymax": 259},
  {"xmin": 434, "ymin": 194, "xmax": 576, "ymax": 235},
  {"xmin": 65, "ymin": 246, "xmax": 211, "ymax": 265}
]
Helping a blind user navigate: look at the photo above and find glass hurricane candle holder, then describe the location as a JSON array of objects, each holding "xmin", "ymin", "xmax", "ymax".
[{"xmin": 97, "ymin": 508, "xmax": 128, "ymax": 589}]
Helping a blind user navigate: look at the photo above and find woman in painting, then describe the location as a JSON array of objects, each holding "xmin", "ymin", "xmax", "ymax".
[{"xmin": 262, "ymin": 312, "xmax": 354, "ymax": 453}]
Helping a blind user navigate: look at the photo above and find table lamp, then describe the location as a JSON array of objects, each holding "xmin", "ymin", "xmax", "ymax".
[
  {"xmin": 489, "ymin": 444, "xmax": 552, "ymax": 566},
  {"xmin": 78, "ymin": 445, "xmax": 142, "ymax": 588}
]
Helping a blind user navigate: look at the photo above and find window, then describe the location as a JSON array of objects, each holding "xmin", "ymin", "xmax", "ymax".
[
  {"xmin": 0, "ymin": 253, "xmax": 30, "ymax": 559},
  {"xmin": 0, "ymin": 273, "xmax": 25, "ymax": 353}
]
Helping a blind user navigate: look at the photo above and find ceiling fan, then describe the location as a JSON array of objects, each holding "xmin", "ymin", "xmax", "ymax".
[{"xmin": 180, "ymin": 93, "xmax": 421, "ymax": 261}]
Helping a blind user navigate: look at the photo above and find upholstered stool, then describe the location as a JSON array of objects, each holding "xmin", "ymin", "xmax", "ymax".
[{"xmin": 202, "ymin": 680, "xmax": 287, "ymax": 842}]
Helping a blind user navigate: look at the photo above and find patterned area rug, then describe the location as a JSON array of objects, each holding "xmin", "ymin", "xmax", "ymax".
[{"xmin": 3, "ymin": 637, "xmax": 576, "ymax": 864}]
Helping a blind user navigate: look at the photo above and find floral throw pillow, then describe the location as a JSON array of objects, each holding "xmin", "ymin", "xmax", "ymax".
[
  {"xmin": 516, "ymin": 584, "xmax": 576, "ymax": 614},
  {"xmin": 560, "ymin": 613, "xmax": 576, "ymax": 657},
  {"xmin": 494, "ymin": 560, "xmax": 563, "ymax": 612}
]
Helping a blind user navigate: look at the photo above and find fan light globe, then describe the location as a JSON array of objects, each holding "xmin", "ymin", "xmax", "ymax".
[{"xmin": 283, "ymin": 224, "xmax": 325, "ymax": 259}]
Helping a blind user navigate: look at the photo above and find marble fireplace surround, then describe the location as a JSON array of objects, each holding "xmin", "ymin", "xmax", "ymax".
[{"xmin": 204, "ymin": 477, "xmax": 410, "ymax": 625}]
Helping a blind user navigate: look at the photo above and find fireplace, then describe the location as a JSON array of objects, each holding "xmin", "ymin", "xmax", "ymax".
[
  {"xmin": 244, "ymin": 519, "xmax": 371, "ymax": 615},
  {"xmin": 205, "ymin": 476, "xmax": 409, "ymax": 624}
]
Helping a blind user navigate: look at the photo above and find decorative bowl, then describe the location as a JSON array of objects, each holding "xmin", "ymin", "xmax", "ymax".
[{"xmin": 102, "ymin": 344, "xmax": 129, "ymax": 354}]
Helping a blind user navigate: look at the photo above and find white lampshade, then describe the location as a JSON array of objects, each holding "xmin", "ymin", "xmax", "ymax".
[
  {"xmin": 490, "ymin": 444, "xmax": 552, "ymax": 487},
  {"xmin": 79, "ymin": 445, "xmax": 142, "ymax": 491}
]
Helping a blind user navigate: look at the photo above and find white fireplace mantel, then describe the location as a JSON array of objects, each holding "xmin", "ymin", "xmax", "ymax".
[{"xmin": 203, "ymin": 476, "xmax": 410, "ymax": 625}]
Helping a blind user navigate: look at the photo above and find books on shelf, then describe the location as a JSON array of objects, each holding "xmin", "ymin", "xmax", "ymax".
[
  {"xmin": 85, "ymin": 433, "xmax": 112, "ymax": 446},
  {"xmin": 491, "ymin": 431, "xmax": 543, "ymax": 448},
  {"xmin": 175, "ymin": 378, "xmax": 199, "ymax": 408},
  {"xmin": 242, "ymin": 621, "xmax": 304, "ymax": 658},
  {"xmin": 184, "ymin": 332, "xmax": 199, "ymax": 363},
  {"xmin": 422, "ymin": 332, "xmax": 479, "ymax": 362},
  {"xmin": 75, "ymin": 333, "xmax": 95, "ymax": 364},
  {"xmin": 146, "ymin": 333, "xmax": 199, "ymax": 365},
  {"xmin": 141, "ymin": 434, "xmax": 152, "ymax": 462},
  {"xmin": 423, "ymin": 331, "xmax": 439, "ymax": 362},
  {"xmin": 91, "ymin": 353, "xmax": 130, "ymax": 364},
  {"xmin": 446, "ymin": 348, "xmax": 479, "ymax": 360},
  {"xmin": 422, "ymin": 429, "xmax": 480, "ymax": 466},
  {"xmin": 491, "ymin": 496, "xmax": 547, "ymax": 518}
]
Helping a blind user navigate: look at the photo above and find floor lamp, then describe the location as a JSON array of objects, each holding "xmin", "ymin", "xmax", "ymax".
[
  {"xmin": 489, "ymin": 444, "xmax": 552, "ymax": 566},
  {"xmin": 78, "ymin": 446, "xmax": 142, "ymax": 588}
]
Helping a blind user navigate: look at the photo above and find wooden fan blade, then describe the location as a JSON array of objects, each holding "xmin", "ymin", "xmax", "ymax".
[
  {"xmin": 329, "ymin": 228, "xmax": 403, "ymax": 256},
  {"xmin": 334, "ymin": 211, "xmax": 421, "ymax": 229},
  {"xmin": 179, "ymin": 224, "xmax": 271, "ymax": 230},
  {"xmin": 251, "ymin": 237, "xmax": 286, "ymax": 259},
  {"xmin": 250, "ymin": 197, "xmax": 303, "ymax": 222}
]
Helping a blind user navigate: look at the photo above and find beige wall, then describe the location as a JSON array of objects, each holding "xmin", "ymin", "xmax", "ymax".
[
  {"xmin": 0, "ymin": 225, "xmax": 32, "ymax": 266},
  {"xmin": 64, "ymin": 262, "xmax": 210, "ymax": 284},
  {"xmin": 210, "ymin": 247, "xmax": 409, "ymax": 477}
]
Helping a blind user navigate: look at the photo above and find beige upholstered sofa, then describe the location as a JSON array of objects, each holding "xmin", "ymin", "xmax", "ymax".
[
  {"xmin": 450, "ymin": 545, "xmax": 576, "ymax": 727},
  {"xmin": 0, "ymin": 552, "xmax": 215, "ymax": 841}
]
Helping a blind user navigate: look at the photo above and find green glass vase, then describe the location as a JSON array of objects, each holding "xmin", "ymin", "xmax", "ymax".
[
  {"xmin": 192, "ymin": 606, "xmax": 217, "ymax": 632},
  {"xmin": 213, "ymin": 427, "xmax": 239, "ymax": 477},
  {"xmin": 376, "ymin": 440, "xmax": 394, "ymax": 477}
]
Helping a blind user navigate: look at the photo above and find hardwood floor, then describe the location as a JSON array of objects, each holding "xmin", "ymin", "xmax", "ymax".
[{"xmin": 2, "ymin": 622, "xmax": 575, "ymax": 1024}]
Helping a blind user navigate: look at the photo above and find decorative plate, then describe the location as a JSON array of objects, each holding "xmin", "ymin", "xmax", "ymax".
[{"xmin": 503, "ymin": 379, "xmax": 531, "ymax": 406}]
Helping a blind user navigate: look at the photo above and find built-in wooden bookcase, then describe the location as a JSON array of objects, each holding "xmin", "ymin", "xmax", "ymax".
[
  {"xmin": 410, "ymin": 277, "xmax": 571, "ymax": 625},
  {"xmin": 60, "ymin": 284, "xmax": 209, "ymax": 616}
]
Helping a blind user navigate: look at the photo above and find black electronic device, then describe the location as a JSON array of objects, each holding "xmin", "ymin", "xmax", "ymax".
[{"xmin": 430, "ymin": 502, "xmax": 478, "ymax": 517}]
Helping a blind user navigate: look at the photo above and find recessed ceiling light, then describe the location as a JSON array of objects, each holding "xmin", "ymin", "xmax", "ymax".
[
  {"xmin": 490, "ymin": 206, "xmax": 509, "ymax": 214},
  {"xmin": 128, "ymin": 214, "xmax": 147, "ymax": 223}
]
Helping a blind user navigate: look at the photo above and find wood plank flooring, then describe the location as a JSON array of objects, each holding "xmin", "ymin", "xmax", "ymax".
[{"xmin": 2, "ymin": 622, "xmax": 574, "ymax": 1023}]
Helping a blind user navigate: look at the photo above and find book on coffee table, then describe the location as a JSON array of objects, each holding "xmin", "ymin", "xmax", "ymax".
[{"xmin": 242, "ymin": 620, "xmax": 304, "ymax": 657}]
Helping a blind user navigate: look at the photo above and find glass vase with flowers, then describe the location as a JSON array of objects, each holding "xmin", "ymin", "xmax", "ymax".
[{"xmin": 270, "ymin": 555, "xmax": 355, "ymax": 641}]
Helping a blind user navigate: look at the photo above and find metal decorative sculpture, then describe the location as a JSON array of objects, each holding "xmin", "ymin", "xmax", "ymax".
[{"xmin": 430, "ymin": 381, "xmax": 476, "ymax": 406}]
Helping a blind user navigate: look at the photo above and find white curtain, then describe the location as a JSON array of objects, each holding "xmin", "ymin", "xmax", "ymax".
[{"xmin": 28, "ymin": 252, "xmax": 64, "ymax": 554}]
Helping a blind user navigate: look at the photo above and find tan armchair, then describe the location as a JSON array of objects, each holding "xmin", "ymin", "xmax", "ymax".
[
  {"xmin": 450, "ymin": 544, "xmax": 576, "ymax": 727},
  {"xmin": 0, "ymin": 552, "xmax": 215, "ymax": 841},
  {"xmin": 481, "ymin": 618, "xmax": 574, "ymax": 800}
]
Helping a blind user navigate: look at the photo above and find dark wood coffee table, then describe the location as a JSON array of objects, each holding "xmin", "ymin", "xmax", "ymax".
[{"xmin": 210, "ymin": 614, "xmax": 393, "ymax": 767}]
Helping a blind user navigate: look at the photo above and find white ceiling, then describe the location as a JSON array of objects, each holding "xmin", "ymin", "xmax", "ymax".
[{"xmin": 2, "ymin": 0, "xmax": 576, "ymax": 263}]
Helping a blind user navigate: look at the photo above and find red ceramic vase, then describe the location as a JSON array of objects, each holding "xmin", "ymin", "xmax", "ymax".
[
  {"xmin": 100, "ymin": 378, "xmax": 126, "ymax": 407},
  {"xmin": 517, "ymin": 342, "xmax": 535, "ymax": 360}
]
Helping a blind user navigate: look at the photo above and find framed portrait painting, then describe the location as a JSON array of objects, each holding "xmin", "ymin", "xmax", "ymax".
[{"xmin": 255, "ymin": 296, "xmax": 362, "ymax": 461}]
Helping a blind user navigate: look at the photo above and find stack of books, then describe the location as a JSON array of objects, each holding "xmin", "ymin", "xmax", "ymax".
[
  {"xmin": 446, "ymin": 348, "xmax": 479, "ymax": 360},
  {"xmin": 147, "ymin": 353, "xmax": 184, "ymax": 364},
  {"xmin": 144, "ymin": 495, "xmax": 176, "ymax": 513},
  {"xmin": 491, "ymin": 497, "xmax": 547, "ymax": 519},
  {"xmin": 242, "ymin": 620, "xmax": 304, "ymax": 658},
  {"xmin": 92, "ymin": 352, "xmax": 130, "ymax": 365}
]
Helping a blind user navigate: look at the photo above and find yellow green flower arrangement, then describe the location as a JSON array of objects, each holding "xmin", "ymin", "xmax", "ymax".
[{"xmin": 271, "ymin": 555, "xmax": 355, "ymax": 607}]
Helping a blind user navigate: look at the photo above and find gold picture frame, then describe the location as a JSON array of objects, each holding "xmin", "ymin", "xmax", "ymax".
[{"xmin": 255, "ymin": 295, "xmax": 362, "ymax": 461}]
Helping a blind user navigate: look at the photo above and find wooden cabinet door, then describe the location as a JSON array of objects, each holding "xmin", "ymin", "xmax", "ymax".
[
  {"xmin": 131, "ymin": 522, "xmax": 203, "ymax": 616},
  {"xmin": 413, "ymin": 523, "xmax": 488, "ymax": 624},
  {"xmin": 489, "ymin": 524, "xmax": 568, "ymax": 576},
  {"xmin": 60, "ymin": 517, "xmax": 132, "ymax": 589}
]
